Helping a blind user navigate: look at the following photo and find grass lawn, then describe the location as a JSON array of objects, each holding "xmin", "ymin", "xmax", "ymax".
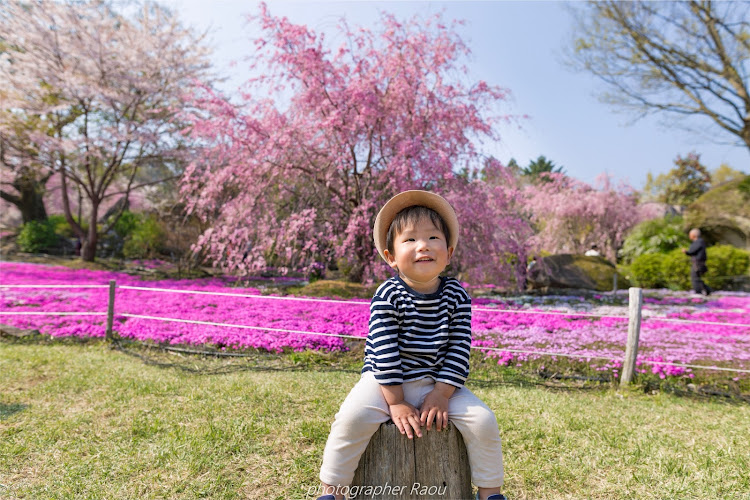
[{"xmin": 1, "ymin": 341, "xmax": 749, "ymax": 499}]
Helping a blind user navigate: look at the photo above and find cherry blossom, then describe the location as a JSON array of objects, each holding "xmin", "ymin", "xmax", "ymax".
[{"xmin": 178, "ymin": 6, "xmax": 528, "ymax": 285}]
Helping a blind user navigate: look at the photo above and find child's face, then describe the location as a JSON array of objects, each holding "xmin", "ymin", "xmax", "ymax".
[{"xmin": 384, "ymin": 216, "xmax": 453, "ymax": 290}]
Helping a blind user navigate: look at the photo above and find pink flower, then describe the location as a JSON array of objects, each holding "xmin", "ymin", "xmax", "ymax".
[{"xmin": 2, "ymin": 262, "xmax": 748, "ymax": 382}]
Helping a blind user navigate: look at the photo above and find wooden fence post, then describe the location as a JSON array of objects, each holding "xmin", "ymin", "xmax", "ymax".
[
  {"xmin": 620, "ymin": 287, "xmax": 643, "ymax": 386},
  {"xmin": 612, "ymin": 273, "xmax": 618, "ymax": 293},
  {"xmin": 106, "ymin": 280, "xmax": 116, "ymax": 342},
  {"xmin": 350, "ymin": 421, "xmax": 472, "ymax": 499}
]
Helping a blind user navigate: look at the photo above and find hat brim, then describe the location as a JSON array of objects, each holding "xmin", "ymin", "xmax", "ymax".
[{"xmin": 373, "ymin": 190, "xmax": 459, "ymax": 263}]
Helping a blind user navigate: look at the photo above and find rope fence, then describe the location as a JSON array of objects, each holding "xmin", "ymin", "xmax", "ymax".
[
  {"xmin": 0, "ymin": 311, "xmax": 106, "ymax": 316},
  {"xmin": 119, "ymin": 285, "xmax": 369, "ymax": 305},
  {"xmin": 0, "ymin": 284, "xmax": 110, "ymax": 288},
  {"xmin": 119, "ymin": 313, "xmax": 366, "ymax": 341},
  {"xmin": 5, "ymin": 283, "xmax": 748, "ymax": 328},
  {"xmin": 1, "ymin": 281, "xmax": 749, "ymax": 381}
]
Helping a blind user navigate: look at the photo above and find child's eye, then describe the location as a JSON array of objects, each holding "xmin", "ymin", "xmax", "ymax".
[
  {"xmin": 430, "ymin": 236, "xmax": 439, "ymax": 240},
  {"xmin": 404, "ymin": 238, "xmax": 415, "ymax": 242}
]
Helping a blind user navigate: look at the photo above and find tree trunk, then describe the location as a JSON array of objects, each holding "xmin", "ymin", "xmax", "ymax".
[
  {"xmin": 81, "ymin": 205, "xmax": 99, "ymax": 262},
  {"xmin": 0, "ymin": 170, "xmax": 49, "ymax": 223},
  {"xmin": 347, "ymin": 232, "xmax": 368, "ymax": 283},
  {"xmin": 17, "ymin": 185, "xmax": 47, "ymax": 223}
]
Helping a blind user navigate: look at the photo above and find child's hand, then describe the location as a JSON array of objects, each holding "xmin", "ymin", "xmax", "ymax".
[
  {"xmin": 389, "ymin": 402, "xmax": 423, "ymax": 439},
  {"xmin": 420, "ymin": 388, "xmax": 451, "ymax": 431}
]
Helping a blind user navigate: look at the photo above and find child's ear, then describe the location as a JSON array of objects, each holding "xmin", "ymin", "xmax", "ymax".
[
  {"xmin": 447, "ymin": 246, "xmax": 454, "ymax": 261},
  {"xmin": 383, "ymin": 249, "xmax": 399, "ymax": 270}
]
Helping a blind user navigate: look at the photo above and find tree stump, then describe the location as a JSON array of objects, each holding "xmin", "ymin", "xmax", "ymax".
[{"xmin": 350, "ymin": 421, "xmax": 473, "ymax": 500}]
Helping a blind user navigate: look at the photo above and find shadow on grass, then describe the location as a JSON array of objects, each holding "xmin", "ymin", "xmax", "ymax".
[
  {"xmin": 111, "ymin": 341, "xmax": 614, "ymax": 395},
  {"xmin": 112, "ymin": 341, "xmax": 365, "ymax": 377},
  {"xmin": 0, "ymin": 402, "xmax": 29, "ymax": 420}
]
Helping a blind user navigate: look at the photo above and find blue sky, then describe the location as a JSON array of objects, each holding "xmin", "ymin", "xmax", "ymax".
[{"xmin": 169, "ymin": 0, "xmax": 749, "ymax": 187}]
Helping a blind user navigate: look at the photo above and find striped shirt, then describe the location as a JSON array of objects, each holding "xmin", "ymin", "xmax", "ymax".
[{"xmin": 362, "ymin": 276, "xmax": 472, "ymax": 387}]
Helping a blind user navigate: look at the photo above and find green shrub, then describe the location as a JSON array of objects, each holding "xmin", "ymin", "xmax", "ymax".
[
  {"xmin": 113, "ymin": 211, "xmax": 139, "ymax": 239},
  {"xmin": 737, "ymin": 175, "xmax": 750, "ymax": 199},
  {"xmin": 705, "ymin": 245, "xmax": 750, "ymax": 289},
  {"xmin": 47, "ymin": 214, "xmax": 69, "ymax": 237},
  {"xmin": 123, "ymin": 214, "xmax": 164, "ymax": 259},
  {"xmin": 629, "ymin": 253, "xmax": 667, "ymax": 288},
  {"xmin": 98, "ymin": 211, "xmax": 144, "ymax": 257},
  {"xmin": 661, "ymin": 249, "xmax": 691, "ymax": 290},
  {"xmin": 619, "ymin": 216, "xmax": 689, "ymax": 264},
  {"xmin": 47, "ymin": 214, "xmax": 88, "ymax": 238},
  {"xmin": 17, "ymin": 219, "xmax": 59, "ymax": 253}
]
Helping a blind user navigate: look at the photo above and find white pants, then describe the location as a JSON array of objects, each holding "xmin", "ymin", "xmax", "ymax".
[{"xmin": 319, "ymin": 372, "xmax": 504, "ymax": 488}]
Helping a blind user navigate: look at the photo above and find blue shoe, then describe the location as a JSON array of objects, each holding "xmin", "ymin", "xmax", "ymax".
[
  {"xmin": 476, "ymin": 495, "xmax": 507, "ymax": 500},
  {"xmin": 316, "ymin": 496, "xmax": 336, "ymax": 500}
]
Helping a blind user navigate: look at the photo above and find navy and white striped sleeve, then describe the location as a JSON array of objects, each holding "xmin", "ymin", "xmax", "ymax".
[
  {"xmin": 436, "ymin": 292, "xmax": 472, "ymax": 387},
  {"xmin": 367, "ymin": 292, "xmax": 403, "ymax": 385}
]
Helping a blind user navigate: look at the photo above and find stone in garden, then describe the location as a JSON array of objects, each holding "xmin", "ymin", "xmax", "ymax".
[
  {"xmin": 0, "ymin": 323, "xmax": 37, "ymax": 337},
  {"xmin": 528, "ymin": 253, "xmax": 627, "ymax": 291}
]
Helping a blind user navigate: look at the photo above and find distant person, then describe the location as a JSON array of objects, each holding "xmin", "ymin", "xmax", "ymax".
[
  {"xmin": 584, "ymin": 244, "xmax": 601, "ymax": 257},
  {"xmin": 682, "ymin": 228, "xmax": 711, "ymax": 296},
  {"xmin": 525, "ymin": 255, "xmax": 543, "ymax": 289},
  {"xmin": 524, "ymin": 256, "xmax": 539, "ymax": 290},
  {"xmin": 74, "ymin": 237, "xmax": 82, "ymax": 256},
  {"xmin": 242, "ymin": 240, "xmax": 252, "ymax": 261},
  {"xmin": 526, "ymin": 256, "xmax": 538, "ymax": 272}
]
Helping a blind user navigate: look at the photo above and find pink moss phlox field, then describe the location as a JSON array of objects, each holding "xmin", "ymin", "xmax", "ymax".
[
  {"xmin": 2, "ymin": 263, "xmax": 749, "ymax": 379},
  {"xmin": 0, "ymin": 262, "xmax": 365, "ymax": 352}
]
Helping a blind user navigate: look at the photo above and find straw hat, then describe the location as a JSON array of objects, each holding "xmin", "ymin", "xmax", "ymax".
[{"xmin": 373, "ymin": 190, "xmax": 459, "ymax": 262}]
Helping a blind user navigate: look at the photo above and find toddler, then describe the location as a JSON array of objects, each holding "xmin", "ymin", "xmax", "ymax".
[{"xmin": 317, "ymin": 190, "xmax": 505, "ymax": 500}]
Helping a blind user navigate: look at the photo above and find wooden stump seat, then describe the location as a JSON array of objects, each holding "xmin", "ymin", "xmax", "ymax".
[{"xmin": 349, "ymin": 421, "xmax": 473, "ymax": 500}]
